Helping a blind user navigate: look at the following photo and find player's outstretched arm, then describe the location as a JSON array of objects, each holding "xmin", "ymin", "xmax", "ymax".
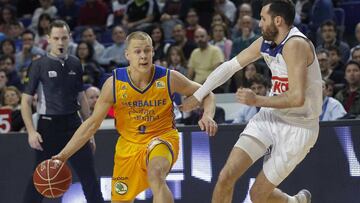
[
  {"xmin": 241, "ymin": 38, "xmax": 310, "ymax": 108},
  {"xmin": 172, "ymin": 70, "xmax": 217, "ymax": 136},
  {"xmin": 182, "ymin": 37, "xmax": 263, "ymax": 112},
  {"xmin": 53, "ymin": 77, "xmax": 114, "ymax": 162}
]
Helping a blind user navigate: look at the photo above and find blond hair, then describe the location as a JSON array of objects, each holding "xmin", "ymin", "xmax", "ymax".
[
  {"xmin": 125, "ymin": 31, "xmax": 153, "ymax": 49},
  {"xmin": 1, "ymin": 86, "xmax": 21, "ymax": 106}
]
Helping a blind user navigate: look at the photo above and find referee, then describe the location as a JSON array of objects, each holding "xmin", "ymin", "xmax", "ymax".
[{"xmin": 21, "ymin": 20, "xmax": 104, "ymax": 203}]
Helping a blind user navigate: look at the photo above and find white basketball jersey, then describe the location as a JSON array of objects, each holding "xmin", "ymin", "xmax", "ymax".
[{"xmin": 260, "ymin": 27, "xmax": 322, "ymax": 127}]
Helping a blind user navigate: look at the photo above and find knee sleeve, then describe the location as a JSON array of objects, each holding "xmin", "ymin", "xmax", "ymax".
[{"xmin": 235, "ymin": 134, "xmax": 267, "ymax": 163}]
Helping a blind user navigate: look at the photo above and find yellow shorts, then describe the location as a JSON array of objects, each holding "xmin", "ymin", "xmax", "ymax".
[{"xmin": 111, "ymin": 131, "xmax": 179, "ymax": 201}]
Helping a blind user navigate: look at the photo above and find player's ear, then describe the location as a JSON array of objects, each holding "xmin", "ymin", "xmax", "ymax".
[
  {"xmin": 125, "ymin": 49, "xmax": 130, "ymax": 60},
  {"xmin": 274, "ymin": 16, "xmax": 282, "ymax": 26}
]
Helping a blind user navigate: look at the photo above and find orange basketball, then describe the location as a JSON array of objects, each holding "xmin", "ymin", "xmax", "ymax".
[{"xmin": 33, "ymin": 159, "xmax": 72, "ymax": 198}]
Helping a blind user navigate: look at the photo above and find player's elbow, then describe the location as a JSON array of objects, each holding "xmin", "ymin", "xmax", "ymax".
[
  {"xmin": 207, "ymin": 92, "xmax": 215, "ymax": 101},
  {"xmin": 290, "ymin": 94, "xmax": 305, "ymax": 107},
  {"xmin": 86, "ymin": 117, "xmax": 101, "ymax": 135}
]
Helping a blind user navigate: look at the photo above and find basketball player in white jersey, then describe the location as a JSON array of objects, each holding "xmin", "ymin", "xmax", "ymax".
[{"xmin": 180, "ymin": 0, "xmax": 322, "ymax": 203}]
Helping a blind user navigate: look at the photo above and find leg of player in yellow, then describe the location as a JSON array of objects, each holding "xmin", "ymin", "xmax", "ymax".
[{"xmin": 147, "ymin": 143, "xmax": 174, "ymax": 203}]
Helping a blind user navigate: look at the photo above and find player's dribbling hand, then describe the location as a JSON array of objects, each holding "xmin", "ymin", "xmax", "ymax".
[
  {"xmin": 236, "ymin": 88, "xmax": 257, "ymax": 106},
  {"xmin": 179, "ymin": 95, "xmax": 201, "ymax": 112},
  {"xmin": 198, "ymin": 115, "xmax": 218, "ymax": 136},
  {"xmin": 51, "ymin": 153, "xmax": 67, "ymax": 163},
  {"xmin": 28, "ymin": 131, "xmax": 43, "ymax": 151}
]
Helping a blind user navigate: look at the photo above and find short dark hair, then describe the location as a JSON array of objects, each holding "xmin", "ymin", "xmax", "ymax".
[
  {"xmin": 82, "ymin": 27, "xmax": 95, "ymax": 36},
  {"xmin": 10, "ymin": 20, "xmax": 23, "ymax": 27},
  {"xmin": 0, "ymin": 55, "xmax": 15, "ymax": 64},
  {"xmin": 327, "ymin": 45, "xmax": 341, "ymax": 57},
  {"xmin": 324, "ymin": 79, "xmax": 334, "ymax": 88},
  {"xmin": 21, "ymin": 29, "xmax": 35, "ymax": 39},
  {"xmin": 262, "ymin": 0, "xmax": 295, "ymax": 26},
  {"xmin": 321, "ymin": 20, "xmax": 337, "ymax": 31},
  {"xmin": 316, "ymin": 48, "xmax": 329, "ymax": 57},
  {"xmin": 249, "ymin": 73, "xmax": 270, "ymax": 88},
  {"xmin": 48, "ymin": 20, "xmax": 71, "ymax": 35},
  {"xmin": 345, "ymin": 60, "xmax": 360, "ymax": 71}
]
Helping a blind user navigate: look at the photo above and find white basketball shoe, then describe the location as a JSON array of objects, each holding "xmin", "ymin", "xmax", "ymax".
[{"xmin": 294, "ymin": 189, "xmax": 312, "ymax": 203}]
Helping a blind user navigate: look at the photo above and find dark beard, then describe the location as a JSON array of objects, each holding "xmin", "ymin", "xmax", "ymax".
[{"xmin": 262, "ymin": 22, "xmax": 278, "ymax": 41}]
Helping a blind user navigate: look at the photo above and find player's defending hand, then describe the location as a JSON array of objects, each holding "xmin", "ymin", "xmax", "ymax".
[
  {"xmin": 28, "ymin": 131, "xmax": 43, "ymax": 151},
  {"xmin": 198, "ymin": 114, "xmax": 218, "ymax": 136},
  {"xmin": 236, "ymin": 88, "xmax": 257, "ymax": 106},
  {"xmin": 179, "ymin": 95, "xmax": 201, "ymax": 112}
]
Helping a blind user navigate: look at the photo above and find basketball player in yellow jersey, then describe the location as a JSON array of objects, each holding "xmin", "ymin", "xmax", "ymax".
[{"xmin": 53, "ymin": 31, "xmax": 217, "ymax": 203}]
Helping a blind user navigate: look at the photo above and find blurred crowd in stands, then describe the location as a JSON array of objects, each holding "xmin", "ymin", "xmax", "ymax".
[{"xmin": 0, "ymin": 0, "xmax": 360, "ymax": 132}]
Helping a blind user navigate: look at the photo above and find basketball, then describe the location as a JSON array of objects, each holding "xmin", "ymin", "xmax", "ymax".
[{"xmin": 33, "ymin": 159, "xmax": 72, "ymax": 198}]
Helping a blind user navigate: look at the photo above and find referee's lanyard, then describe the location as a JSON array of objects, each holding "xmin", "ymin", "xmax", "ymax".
[{"xmin": 319, "ymin": 96, "xmax": 329, "ymax": 121}]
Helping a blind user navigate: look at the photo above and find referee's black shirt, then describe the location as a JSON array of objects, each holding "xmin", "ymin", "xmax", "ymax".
[{"xmin": 24, "ymin": 54, "xmax": 84, "ymax": 115}]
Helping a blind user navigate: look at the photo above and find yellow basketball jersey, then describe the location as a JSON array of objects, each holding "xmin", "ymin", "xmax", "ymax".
[{"xmin": 113, "ymin": 65, "xmax": 177, "ymax": 143}]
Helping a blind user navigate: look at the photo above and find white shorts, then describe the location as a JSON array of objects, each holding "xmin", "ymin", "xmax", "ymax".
[{"xmin": 235, "ymin": 109, "xmax": 319, "ymax": 186}]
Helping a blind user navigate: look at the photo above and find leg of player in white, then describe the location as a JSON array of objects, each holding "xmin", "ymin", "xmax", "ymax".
[
  {"xmin": 212, "ymin": 110, "xmax": 316, "ymax": 203},
  {"xmin": 212, "ymin": 139, "xmax": 312, "ymax": 203}
]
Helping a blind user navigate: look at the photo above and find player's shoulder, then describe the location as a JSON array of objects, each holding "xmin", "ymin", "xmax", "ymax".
[
  {"xmin": 285, "ymin": 36, "xmax": 310, "ymax": 47},
  {"xmin": 167, "ymin": 68, "xmax": 183, "ymax": 81},
  {"xmin": 103, "ymin": 75, "xmax": 114, "ymax": 89},
  {"xmin": 284, "ymin": 36, "xmax": 312, "ymax": 52}
]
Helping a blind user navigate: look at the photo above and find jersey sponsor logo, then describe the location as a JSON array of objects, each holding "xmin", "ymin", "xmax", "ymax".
[
  {"xmin": 112, "ymin": 176, "xmax": 128, "ymax": 181},
  {"xmin": 128, "ymin": 108, "xmax": 160, "ymax": 122},
  {"xmin": 156, "ymin": 81, "xmax": 165, "ymax": 88},
  {"xmin": 48, "ymin": 71, "xmax": 57, "ymax": 78},
  {"xmin": 121, "ymin": 99, "xmax": 167, "ymax": 107},
  {"xmin": 272, "ymin": 76, "xmax": 289, "ymax": 94},
  {"xmin": 114, "ymin": 181, "xmax": 128, "ymax": 195},
  {"xmin": 263, "ymin": 55, "xmax": 270, "ymax": 64}
]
